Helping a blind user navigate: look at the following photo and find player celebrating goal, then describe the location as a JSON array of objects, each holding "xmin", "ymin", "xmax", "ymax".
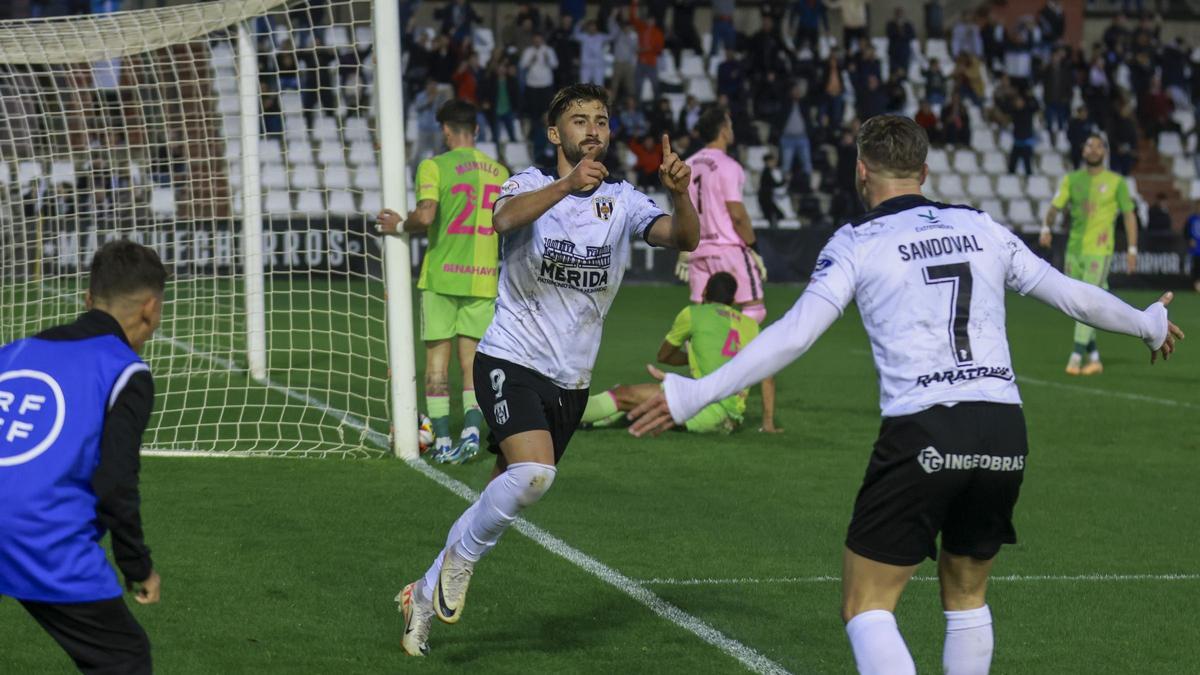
[
  {"xmin": 630, "ymin": 116, "xmax": 1182, "ymax": 674},
  {"xmin": 399, "ymin": 83, "xmax": 699, "ymax": 657},
  {"xmin": 377, "ymin": 99, "xmax": 509, "ymax": 463},
  {"xmin": 676, "ymin": 106, "xmax": 768, "ymax": 323},
  {"xmin": 1039, "ymin": 134, "xmax": 1138, "ymax": 376}
]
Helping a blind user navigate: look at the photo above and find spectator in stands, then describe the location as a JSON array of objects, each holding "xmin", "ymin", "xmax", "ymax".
[
  {"xmin": 884, "ymin": 69, "xmax": 908, "ymax": 114},
  {"xmin": 940, "ymin": 92, "xmax": 970, "ymax": 146},
  {"xmin": 952, "ymin": 52, "xmax": 985, "ymax": 106},
  {"xmin": 950, "ymin": 11, "xmax": 982, "ymax": 59},
  {"xmin": 1109, "ymin": 103, "xmax": 1139, "ymax": 176},
  {"xmin": 612, "ymin": 95, "xmax": 649, "ymax": 141},
  {"xmin": 1147, "ymin": 193, "xmax": 1172, "ymax": 233},
  {"xmin": 755, "ymin": 71, "xmax": 786, "ymax": 128},
  {"xmin": 711, "ymin": 0, "xmax": 737, "ymax": 56},
  {"xmin": 679, "ymin": 95, "xmax": 703, "ymax": 137},
  {"xmin": 817, "ymin": 51, "xmax": 847, "ymax": 127},
  {"xmin": 561, "ymin": 0, "xmax": 586, "ymax": 24},
  {"xmin": 501, "ymin": 14, "xmax": 535, "ymax": 55},
  {"xmin": 829, "ymin": 0, "xmax": 868, "ymax": 54},
  {"xmin": 831, "ymin": 122, "xmax": 862, "ymax": 221},
  {"xmin": 915, "ymin": 100, "xmax": 939, "ymax": 144},
  {"xmin": 670, "ymin": 0, "xmax": 703, "ymax": 65},
  {"xmin": 849, "ymin": 43, "xmax": 882, "ymax": 92},
  {"xmin": 855, "ymin": 74, "xmax": 887, "ymax": 122},
  {"xmin": 479, "ymin": 57, "xmax": 518, "ymax": 143},
  {"xmin": 1160, "ymin": 37, "xmax": 1190, "ymax": 108},
  {"xmin": 1007, "ymin": 94, "xmax": 1038, "ymax": 176},
  {"xmin": 987, "ymin": 74, "xmax": 1017, "ymax": 128},
  {"xmin": 790, "ymin": 0, "xmax": 829, "ymax": 53},
  {"xmin": 924, "ymin": 57, "xmax": 947, "ymax": 106},
  {"xmin": 1066, "ymin": 106, "xmax": 1093, "ymax": 168},
  {"xmin": 748, "ymin": 14, "xmax": 795, "ymax": 86},
  {"xmin": 1084, "ymin": 54, "xmax": 1112, "ymax": 130},
  {"xmin": 1041, "ymin": 46, "xmax": 1073, "ymax": 146},
  {"xmin": 1038, "ymin": 0, "xmax": 1065, "ymax": 47},
  {"xmin": 1187, "ymin": 202, "xmax": 1200, "ymax": 293},
  {"xmin": 411, "ymin": 79, "xmax": 450, "ymax": 171},
  {"xmin": 758, "ymin": 153, "xmax": 785, "ymax": 228},
  {"xmin": 1004, "ymin": 24, "xmax": 1035, "ymax": 92},
  {"xmin": 451, "ymin": 52, "xmax": 481, "ymax": 104},
  {"xmin": 886, "ymin": 8, "xmax": 916, "ymax": 76},
  {"xmin": 519, "ymin": 32, "xmax": 558, "ymax": 137},
  {"xmin": 924, "ymin": 0, "xmax": 944, "ymax": 40},
  {"xmin": 550, "ymin": 15, "xmax": 580, "ymax": 89},
  {"xmin": 609, "ymin": 11, "xmax": 639, "ymax": 103},
  {"xmin": 574, "ymin": 20, "xmax": 611, "ymax": 86},
  {"xmin": 1138, "ymin": 75, "xmax": 1177, "ymax": 142},
  {"xmin": 649, "ymin": 97, "xmax": 677, "ymax": 138},
  {"xmin": 427, "ymin": 33, "xmax": 457, "ymax": 84},
  {"xmin": 630, "ymin": 0, "xmax": 665, "ymax": 101},
  {"xmin": 435, "ymin": 0, "xmax": 481, "ymax": 43},
  {"xmin": 1103, "ymin": 13, "xmax": 1131, "ymax": 54},
  {"xmin": 777, "ymin": 82, "xmax": 814, "ymax": 177},
  {"xmin": 717, "ymin": 49, "xmax": 746, "ymax": 100},
  {"xmin": 980, "ymin": 8, "xmax": 1005, "ymax": 73},
  {"xmin": 628, "ymin": 133, "xmax": 662, "ymax": 188}
]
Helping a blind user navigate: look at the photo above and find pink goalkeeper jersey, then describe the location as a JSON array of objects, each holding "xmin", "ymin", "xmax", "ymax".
[{"xmin": 686, "ymin": 147, "xmax": 746, "ymax": 253}]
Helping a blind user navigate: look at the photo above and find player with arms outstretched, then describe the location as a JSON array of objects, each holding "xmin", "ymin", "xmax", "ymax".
[
  {"xmin": 676, "ymin": 106, "xmax": 768, "ymax": 323},
  {"xmin": 1039, "ymin": 134, "xmax": 1138, "ymax": 375},
  {"xmin": 630, "ymin": 116, "xmax": 1182, "ymax": 674},
  {"xmin": 377, "ymin": 99, "xmax": 509, "ymax": 462},
  {"xmin": 399, "ymin": 83, "xmax": 699, "ymax": 657},
  {"xmin": 580, "ymin": 272, "xmax": 779, "ymax": 433}
]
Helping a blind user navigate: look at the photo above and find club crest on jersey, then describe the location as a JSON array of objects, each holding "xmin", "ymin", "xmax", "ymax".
[{"xmin": 593, "ymin": 195, "xmax": 615, "ymax": 221}]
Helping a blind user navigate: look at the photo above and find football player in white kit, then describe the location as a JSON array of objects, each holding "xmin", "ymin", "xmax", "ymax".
[
  {"xmin": 629, "ymin": 116, "xmax": 1183, "ymax": 675},
  {"xmin": 399, "ymin": 83, "xmax": 700, "ymax": 657}
]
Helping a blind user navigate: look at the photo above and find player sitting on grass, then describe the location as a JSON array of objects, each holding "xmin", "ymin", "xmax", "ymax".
[
  {"xmin": 377, "ymin": 99, "xmax": 509, "ymax": 463},
  {"xmin": 580, "ymin": 272, "xmax": 779, "ymax": 433}
]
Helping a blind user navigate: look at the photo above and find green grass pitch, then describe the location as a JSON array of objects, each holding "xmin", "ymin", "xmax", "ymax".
[{"xmin": 1, "ymin": 282, "xmax": 1197, "ymax": 673}]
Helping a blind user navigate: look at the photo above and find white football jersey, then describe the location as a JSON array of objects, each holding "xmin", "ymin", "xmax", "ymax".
[
  {"xmin": 807, "ymin": 195, "xmax": 1051, "ymax": 417},
  {"xmin": 478, "ymin": 167, "xmax": 666, "ymax": 389}
]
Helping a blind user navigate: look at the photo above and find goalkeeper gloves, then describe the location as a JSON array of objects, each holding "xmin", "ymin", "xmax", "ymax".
[
  {"xmin": 748, "ymin": 246, "xmax": 767, "ymax": 282},
  {"xmin": 675, "ymin": 251, "xmax": 691, "ymax": 283}
]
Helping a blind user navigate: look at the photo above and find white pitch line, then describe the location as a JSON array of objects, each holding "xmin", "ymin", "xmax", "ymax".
[
  {"xmin": 1017, "ymin": 374, "xmax": 1197, "ymax": 409},
  {"xmin": 640, "ymin": 573, "xmax": 1200, "ymax": 586},
  {"xmin": 157, "ymin": 335, "xmax": 790, "ymax": 675}
]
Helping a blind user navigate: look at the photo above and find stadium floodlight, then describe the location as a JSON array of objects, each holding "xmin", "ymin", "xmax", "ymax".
[{"xmin": 0, "ymin": 0, "xmax": 418, "ymax": 458}]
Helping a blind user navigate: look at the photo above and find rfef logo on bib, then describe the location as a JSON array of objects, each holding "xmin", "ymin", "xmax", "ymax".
[{"xmin": 0, "ymin": 370, "xmax": 67, "ymax": 467}]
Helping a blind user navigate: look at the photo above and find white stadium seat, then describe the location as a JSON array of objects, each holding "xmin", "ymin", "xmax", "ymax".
[
  {"xmin": 353, "ymin": 165, "xmax": 380, "ymax": 190},
  {"xmin": 1174, "ymin": 156, "xmax": 1197, "ymax": 180},
  {"xmin": 1158, "ymin": 132, "xmax": 1183, "ymax": 156},
  {"xmin": 1190, "ymin": 179, "xmax": 1200, "ymax": 200},
  {"xmin": 286, "ymin": 140, "xmax": 314, "ymax": 165},
  {"xmin": 18, "ymin": 160, "xmax": 42, "ymax": 186},
  {"xmin": 296, "ymin": 190, "xmax": 324, "ymax": 213},
  {"xmin": 745, "ymin": 146, "xmax": 771, "ymax": 172},
  {"xmin": 996, "ymin": 175, "xmax": 1023, "ymax": 199},
  {"xmin": 503, "ymin": 143, "xmax": 532, "ymax": 169},
  {"xmin": 264, "ymin": 189, "xmax": 290, "ymax": 213},
  {"xmin": 290, "ymin": 165, "xmax": 319, "ymax": 190},
  {"xmin": 1026, "ymin": 175, "xmax": 1053, "ymax": 200},
  {"xmin": 925, "ymin": 148, "xmax": 950, "ymax": 173},
  {"xmin": 0, "ymin": 161, "xmax": 10, "ymax": 186},
  {"xmin": 966, "ymin": 175, "xmax": 993, "ymax": 197},
  {"xmin": 360, "ymin": 190, "xmax": 381, "ymax": 213},
  {"xmin": 324, "ymin": 165, "xmax": 351, "ymax": 190},
  {"xmin": 686, "ymin": 77, "xmax": 716, "ymax": 103},
  {"xmin": 259, "ymin": 138, "xmax": 283, "ymax": 165},
  {"xmin": 1039, "ymin": 153, "xmax": 1066, "ymax": 176},
  {"xmin": 317, "ymin": 141, "xmax": 344, "ymax": 165},
  {"xmin": 952, "ymin": 150, "xmax": 979, "ymax": 174},
  {"xmin": 49, "ymin": 161, "xmax": 75, "ymax": 184},
  {"xmin": 1007, "ymin": 199, "xmax": 1035, "ymax": 225},
  {"xmin": 348, "ymin": 141, "xmax": 375, "ymax": 166},
  {"xmin": 981, "ymin": 152, "xmax": 1007, "ymax": 175},
  {"xmin": 280, "ymin": 92, "xmax": 304, "ymax": 116},
  {"xmin": 261, "ymin": 162, "xmax": 288, "ymax": 190},
  {"xmin": 937, "ymin": 174, "xmax": 966, "ymax": 199},
  {"xmin": 151, "ymin": 187, "xmax": 175, "ymax": 216},
  {"xmin": 970, "ymin": 130, "xmax": 997, "ymax": 152},
  {"xmin": 344, "ymin": 116, "xmax": 371, "ymax": 143},
  {"xmin": 979, "ymin": 199, "xmax": 1004, "ymax": 218},
  {"xmin": 328, "ymin": 191, "xmax": 356, "ymax": 213},
  {"xmin": 476, "ymin": 141, "xmax": 499, "ymax": 159},
  {"xmin": 313, "ymin": 115, "xmax": 340, "ymax": 140}
]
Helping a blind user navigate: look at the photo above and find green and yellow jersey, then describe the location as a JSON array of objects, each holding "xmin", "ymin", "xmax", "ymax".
[
  {"xmin": 415, "ymin": 146, "xmax": 510, "ymax": 298},
  {"xmin": 664, "ymin": 303, "xmax": 760, "ymax": 419},
  {"xmin": 1050, "ymin": 169, "xmax": 1135, "ymax": 257}
]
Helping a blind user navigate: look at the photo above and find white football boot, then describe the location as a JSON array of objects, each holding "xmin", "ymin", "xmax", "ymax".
[
  {"xmin": 433, "ymin": 545, "xmax": 475, "ymax": 624},
  {"xmin": 399, "ymin": 580, "xmax": 434, "ymax": 656}
]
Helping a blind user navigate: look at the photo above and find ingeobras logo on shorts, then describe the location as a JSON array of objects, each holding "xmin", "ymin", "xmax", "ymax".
[{"xmin": 0, "ymin": 370, "xmax": 67, "ymax": 467}]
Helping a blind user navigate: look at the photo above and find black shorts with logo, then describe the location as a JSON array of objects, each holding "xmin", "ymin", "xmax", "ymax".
[
  {"xmin": 846, "ymin": 402, "xmax": 1029, "ymax": 566},
  {"xmin": 474, "ymin": 350, "xmax": 589, "ymax": 465}
]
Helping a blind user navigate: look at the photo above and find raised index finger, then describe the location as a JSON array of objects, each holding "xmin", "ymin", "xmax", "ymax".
[{"xmin": 662, "ymin": 134, "xmax": 671, "ymax": 159}]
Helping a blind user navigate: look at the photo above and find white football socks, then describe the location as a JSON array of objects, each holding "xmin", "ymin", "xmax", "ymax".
[
  {"xmin": 458, "ymin": 462, "xmax": 556, "ymax": 561},
  {"xmin": 943, "ymin": 605, "xmax": 993, "ymax": 675},
  {"xmin": 846, "ymin": 609, "xmax": 916, "ymax": 675},
  {"xmin": 420, "ymin": 499, "xmax": 481, "ymax": 603}
]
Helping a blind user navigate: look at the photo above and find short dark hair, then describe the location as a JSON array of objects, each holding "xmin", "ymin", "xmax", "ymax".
[
  {"xmin": 436, "ymin": 99, "xmax": 479, "ymax": 134},
  {"xmin": 704, "ymin": 272, "xmax": 738, "ymax": 306},
  {"xmin": 547, "ymin": 83, "xmax": 609, "ymax": 126},
  {"xmin": 89, "ymin": 240, "xmax": 167, "ymax": 302},
  {"xmin": 855, "ymin": 114, "xmax": 929, "ymax": 178},
  {"xmin": 1086, "ymin": 132, "xmax": 1108, "ymax": 148},
  {"xmin": 696, "ymin": 106, "xmax": 729, "ymax": 144}
]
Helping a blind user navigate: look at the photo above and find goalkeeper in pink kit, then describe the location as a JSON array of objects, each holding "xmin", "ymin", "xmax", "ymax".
[{"xmin": 678, "ymin": 106, "xmax": 768, "ymax": 323}]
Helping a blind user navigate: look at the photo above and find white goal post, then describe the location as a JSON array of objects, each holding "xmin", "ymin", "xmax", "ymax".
[{"xmin": 0, "ymin": 0, "xmax": 418, "ymax": 458}]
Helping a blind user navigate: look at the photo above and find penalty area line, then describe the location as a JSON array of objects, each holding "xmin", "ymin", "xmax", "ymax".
[
  {"xmin": 639, "ymin": 573, "xmax": 1200, "ymax": 586},
  {"xmin": 159, "ymin": 335, "xmax": 792, "ymax": 675}
]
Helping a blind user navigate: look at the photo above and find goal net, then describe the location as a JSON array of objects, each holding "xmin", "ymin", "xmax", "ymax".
[{"xmin": 0, "ymin": 0, "xmax": 406, "ymax": 458}]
